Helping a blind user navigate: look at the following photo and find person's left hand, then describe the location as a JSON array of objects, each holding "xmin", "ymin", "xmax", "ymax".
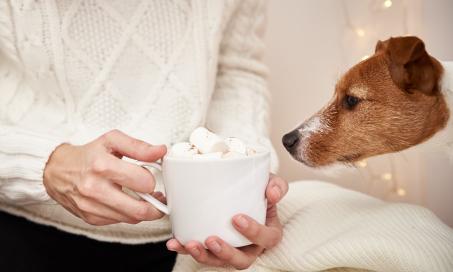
[{"xmin": 166, "ymin": 174, "xmax": 288, "ymax": 270}]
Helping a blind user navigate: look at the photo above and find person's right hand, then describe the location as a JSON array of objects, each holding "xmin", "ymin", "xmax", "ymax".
[{"xmin": 43, "ymin": 129, "xmax": 167, "ymax": 226}]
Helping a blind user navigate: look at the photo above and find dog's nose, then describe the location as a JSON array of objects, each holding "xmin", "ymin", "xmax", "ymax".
[{"xmin": 282, "ymin": 131, "xmax": 300, "ymax": 151}]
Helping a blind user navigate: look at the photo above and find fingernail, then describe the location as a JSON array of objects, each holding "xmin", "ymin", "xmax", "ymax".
[
  {"xmin": 273, "ymin": 186, "xmax": 281, "ymax": 199},
  {"xmin": 207, "ymin": 240, "xmax": 222, "ymax": 253},
  {"xmin": 189, "ymin": 246, "xmax": 200, "ymax": 256},
  {"xmin": 166, "ymin": 240, "xmax": 176, "ymax": 251},
  {"xmin": 235, "ymin": 215, "xmax": 249, "ymax": 229}
]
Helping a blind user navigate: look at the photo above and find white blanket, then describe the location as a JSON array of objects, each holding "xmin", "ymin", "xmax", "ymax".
[{"xmin": 172, "ymin": 181, "xmax": 453, "ymax": 272}]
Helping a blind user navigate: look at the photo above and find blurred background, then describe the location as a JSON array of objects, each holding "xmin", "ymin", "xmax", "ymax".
[{"xmin": 264, "ymin": 0, "xmax": 453, "ymax": 226}]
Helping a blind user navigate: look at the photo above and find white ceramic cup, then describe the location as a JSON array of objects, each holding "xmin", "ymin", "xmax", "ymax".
[{"xmin": 135, "ymin": 150, "xmax": 270, "ymax": 247}]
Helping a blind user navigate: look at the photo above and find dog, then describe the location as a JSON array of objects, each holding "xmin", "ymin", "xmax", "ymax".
[{"xmin": 282, "ymin": 36, "xmax": 453, "ymax": 167}]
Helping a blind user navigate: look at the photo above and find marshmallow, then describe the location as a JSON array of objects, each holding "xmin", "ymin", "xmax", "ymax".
[
  {"xmin": 170, "ymin": 142, "xmax": 199, "ymax": 157},
  {"xmin": 225, "ymin": 137, "xmax": 247, "ymax": 154},
  {"xmin": 189, "ymin": 127, "xmax": 228, "ymax": 154},
  {"xmin": 169, "ymin": 127, "xmax": 260, "ymax": 159},
  {"xmin": 246, "ymin": 147, "xmax": 257, "ymax": 156}
]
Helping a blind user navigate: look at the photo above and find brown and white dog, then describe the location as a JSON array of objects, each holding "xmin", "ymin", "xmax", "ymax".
[{"xmin": 282, "ymin": 36, "xmax": 453, "ymax": 167}]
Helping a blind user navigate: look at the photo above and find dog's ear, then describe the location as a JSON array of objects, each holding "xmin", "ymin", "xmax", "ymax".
[
  {"xmin": 383, "ymin": 36, "xmax": 442, "ymax": 95},
  {"xmin": 374, "ymin": 40, "xmax": 387, "ymax": 53}
]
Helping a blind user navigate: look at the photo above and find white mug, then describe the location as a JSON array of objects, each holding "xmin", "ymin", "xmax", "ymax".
[{"xmin": 135, "ymin": 151, "xmax": 270, "ymax": 247}]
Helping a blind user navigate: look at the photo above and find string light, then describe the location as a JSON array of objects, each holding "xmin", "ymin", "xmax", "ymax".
[
  {"xmin": 381, "ymin": 173, "xmax": 392, "ymax": 181},
  {"xmin": 396, "ymin": 188, "xmax": 406, "ymax": 196},
  {"xmin": 383, "ymin": 0, "xmax": 393, "ymax": 9},
  {"xmin": 355, "ymin": 28, "xmax": 366, "ymax": 37}
]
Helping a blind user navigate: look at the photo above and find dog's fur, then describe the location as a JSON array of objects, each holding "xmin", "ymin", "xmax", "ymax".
[{"xmin": 283, "ymin": 36, "xmax": 453, "ymax": 167}]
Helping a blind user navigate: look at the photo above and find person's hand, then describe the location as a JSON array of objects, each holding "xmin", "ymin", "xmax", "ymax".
[
  {"xmin": 43, "ymin": 129, "xmax": 167, "ymax": 226},
  {"xmin": 166, "ymin": 174, "xmax": 288, "ymax": 270}
]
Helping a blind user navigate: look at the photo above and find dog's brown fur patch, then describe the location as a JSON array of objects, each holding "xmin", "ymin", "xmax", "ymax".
[{"xmin": 288, "ymin": 36, "xmax": 450, "ymax": 167}]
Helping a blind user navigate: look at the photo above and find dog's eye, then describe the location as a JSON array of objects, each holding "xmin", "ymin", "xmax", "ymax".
[{"xmin": 344, "ymin": 95, "xmax": 360, "ymax": 109}]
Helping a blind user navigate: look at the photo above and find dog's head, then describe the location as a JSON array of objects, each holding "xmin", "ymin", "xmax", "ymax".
[{"xmin": 283, "ymin": 36, "xmax": 450, "ymax": 167}]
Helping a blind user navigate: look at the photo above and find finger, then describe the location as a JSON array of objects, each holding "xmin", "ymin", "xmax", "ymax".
[
  {"xmin": 185, "ymin": 241, "xmax": 225, "ymax": 267},
  {"xmin": 205, "ymin": 236, "xmax": 257, "ymax": 270},
  {"xmin": 92, "ymin": 154, "xmax": 156, "ymax": 193},
  {"xmin": 79, "ymin": 212, "xmax": 119, "ymax": 226},
  {"xmin": 71, "ymin": 194, "xmax": 140, "ymax": 224},
  {"xmin": 265, "ymin": 174, "xmax": 288, "ymax": 205},
  {"xmin": 152, "ymin": 191, "xmax": 167, "ymax": 204},
  {"xmin": 166, "ymin": 239, "xmax": 188, "ymax": 254},
  {"xmin": 92, "ymin": 182, "xmax": 165, "ymax": 221},
  {"xmin": 62, "ymin": 194, "xmax": 119, "ymax": 226},
  {"xmin": 100, "ymin": 129, "xmax": 167, "ymax": 162},
  {"xmin": 232, "ymin": 214, "xmax": 282, "ymax": 249}
]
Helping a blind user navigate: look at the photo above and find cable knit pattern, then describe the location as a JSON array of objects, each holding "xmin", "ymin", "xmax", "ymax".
[
  {"xmin": 0, "ymin": 0, "xmax": 276, "ymax": 243},
  {"xmin": 172, "ymin": 181, "xmax": 453, "ymax": 272}
]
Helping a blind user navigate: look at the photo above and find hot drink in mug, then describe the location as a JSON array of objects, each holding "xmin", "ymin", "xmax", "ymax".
[{"xmin": 136, "ymin": 127, "xmax": 270, "ymax": 247}]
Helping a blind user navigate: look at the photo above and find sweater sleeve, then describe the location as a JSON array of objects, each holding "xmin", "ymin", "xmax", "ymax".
[
  {"xmin": 0, "ymin": 126, "xmax": 62, "ymax": 204},
  {"xmin": 206, "ymin": 0, "xmax": 278, "ymax": 172}
]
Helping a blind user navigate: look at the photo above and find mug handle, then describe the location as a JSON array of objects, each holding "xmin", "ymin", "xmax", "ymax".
[{"xmin": 135, "ymin": 162, "xmax": 170, "ymax": 215}]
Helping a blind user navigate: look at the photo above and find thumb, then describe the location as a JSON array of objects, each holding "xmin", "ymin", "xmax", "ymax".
[{"xmin": 99, "ymin": 130, "xmax": 167, "ymax": 162}]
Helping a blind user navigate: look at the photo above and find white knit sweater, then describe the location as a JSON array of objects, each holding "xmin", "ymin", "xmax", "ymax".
[{"xmin": 0, "ymin": 0, "xmax": 277, "ymax": 243}]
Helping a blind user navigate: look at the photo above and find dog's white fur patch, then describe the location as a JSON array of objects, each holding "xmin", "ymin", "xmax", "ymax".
[
  {"xmin": 296, "ymin": 116, "xmax": 331, "ymax": 164},
  {"xmin": 298, "ymin": 116, "xmax": 327, "ymax": 135}
]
